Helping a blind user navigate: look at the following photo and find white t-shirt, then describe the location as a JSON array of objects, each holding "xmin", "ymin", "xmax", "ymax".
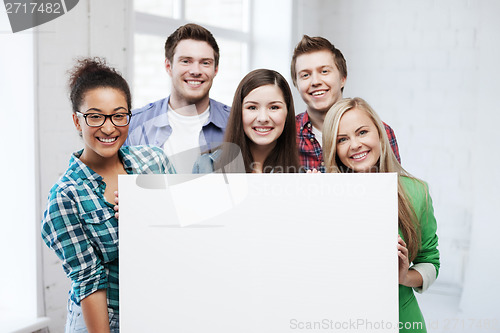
[
  {"xmin": 163, "ymin": 105, "xmax": 210, "ymax": 173},
  {"xmin": 311, "ymin": 125, "xmax": 323, "ymax": 147}
]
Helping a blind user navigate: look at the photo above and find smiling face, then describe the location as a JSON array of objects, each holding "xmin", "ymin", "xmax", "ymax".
[
  {"xmin": 295, "ymin": 50, "xmax": 346, "ymax": 114},
  {"xmin": 165, "ymin": 39, "xmax": 218, "ymax": 110},
  {"xmin": 73, "ymin": 87, "xmax": 129, "ymax": 165},
  {"xmin": 242, "ymin": 84, "xmax": 288, "ymax": 152},
  {"xmin": 336, "ymin": 107, "xmax": 381, "ymax": 173}
]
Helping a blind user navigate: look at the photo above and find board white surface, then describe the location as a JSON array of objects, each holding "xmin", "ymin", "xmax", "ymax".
[{"xmin": 119, "ymin": 173, "xmax": 399, "ymax": 332}]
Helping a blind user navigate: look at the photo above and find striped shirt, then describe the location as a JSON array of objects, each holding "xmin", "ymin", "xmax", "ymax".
[
  {"xmin": 296, "ymin": 111, "xmax": 401, "ymax": 173},
  {"xmin": 41, "ymin": 145, "xmax": 174, "ymax": 314}
]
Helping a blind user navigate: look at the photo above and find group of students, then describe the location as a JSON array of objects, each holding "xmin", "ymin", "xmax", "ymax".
[{"xmin": 41, "ymin": 23, "xmax": 439, "ymax": 332}]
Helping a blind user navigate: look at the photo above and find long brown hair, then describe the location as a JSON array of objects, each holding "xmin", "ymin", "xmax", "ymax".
[
  {"xmin": 216, "ymin": 69, "xmax": 301, "ymax": 173},
  {"xmin": 323, "ymin": 97, "xmax": 422, "ymax": 261}
]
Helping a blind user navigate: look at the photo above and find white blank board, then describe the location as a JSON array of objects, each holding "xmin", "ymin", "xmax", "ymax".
[{"xmin": 119, "ymin": 173, "xmax": 398, "ymax": 332}]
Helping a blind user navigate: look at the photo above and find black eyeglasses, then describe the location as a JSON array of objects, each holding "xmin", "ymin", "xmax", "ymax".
[{"xmin": 76, "ymin": 112, "xmax": 132, "ymax": 127}]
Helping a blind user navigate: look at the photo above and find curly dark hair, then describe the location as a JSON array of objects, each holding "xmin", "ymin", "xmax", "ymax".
[{"xmin": 68, "ymin": 57, "xmax": 131, "ymax": 113}]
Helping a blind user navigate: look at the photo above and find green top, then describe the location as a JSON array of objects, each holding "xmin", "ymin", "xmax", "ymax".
[{"xmin": 398, "ymin": 176, "xmax": 440, "ymax": 332}]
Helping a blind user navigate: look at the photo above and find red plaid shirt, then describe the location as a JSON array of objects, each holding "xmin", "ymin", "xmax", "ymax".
[{"xmin": 296, "ymin": 111, "xmax": 401, "ymax": 172}]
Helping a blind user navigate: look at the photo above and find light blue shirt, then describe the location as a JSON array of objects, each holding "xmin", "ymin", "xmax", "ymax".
[{"xmin": 125, "ymin": 97, "xmax": 230, "ymax": 151}]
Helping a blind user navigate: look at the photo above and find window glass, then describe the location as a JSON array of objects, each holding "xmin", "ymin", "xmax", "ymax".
[
  {"xmin": 210, "ymin": 38, "xmax": 248, "ymax": 106},
  {"xmin": 185, "ymin": 0, "xmax": 248, "ymax": 32},
  {"xmin": 134, "ymin": 0, "xmax": 177, "ymax": 18},
  {"xmin": 133, "ymin": 33, "xmax": 171, "ymax": 109}
]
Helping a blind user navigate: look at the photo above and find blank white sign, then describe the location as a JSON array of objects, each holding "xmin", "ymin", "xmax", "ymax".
[{"xmin": 119, "ymin": 173, "xmax": 398, "ymax": 332}]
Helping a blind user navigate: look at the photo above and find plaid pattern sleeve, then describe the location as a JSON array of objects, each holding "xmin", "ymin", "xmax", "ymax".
[
  {"xmin": 121, "ymin": 145, "xmax": 176, "ymax": 174},
  {"xmin": 41, "ymin": 168, "xmax": 115, "ymax": 306},
  {"xmin": 382, "ymin": 122, "xmax": 401, "ymax": 163},
  {"xmin": 41, "ymin": 146, "xmax": 173, "ymax": 314},
  {"xmin": 296, "ymin": 112, "xmax": 325, "ymax": 173}
]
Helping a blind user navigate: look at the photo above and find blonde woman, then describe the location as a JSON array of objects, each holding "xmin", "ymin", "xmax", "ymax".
[{"xmin": 322, "ymin": 97, "xmax": 439, "ymax": 332}]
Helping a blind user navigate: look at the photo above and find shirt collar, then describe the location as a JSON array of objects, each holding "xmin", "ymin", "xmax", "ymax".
[
  {"xmin": 209, "ymin": 148, "xmax": 222, "ymax": 162},
  {"xmin": 155, "ymin": 96, "xmax": 225, "ymax": 129},
  {"xmin": 152, "ymin": 98, "xmax": 170, "ymax": 128},
  {"xmin": 69, "ymin": 147, "xmax": 138, "ymax": 187},
  {"xmin": 68, "ymin": 150, "xmax": 103, "ymax": 190},
  {"xmin": 207, "ymin": 99, "xmax": 226, "ymax": 129},
  {"xmin": 299, "ymin": 111, "xmax": 313, "ymax": 135}
]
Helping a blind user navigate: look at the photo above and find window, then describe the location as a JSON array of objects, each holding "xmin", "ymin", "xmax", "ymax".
[
  {"xmin": 134, "ymin": 0, "xmax": 177, "ymax": 17},
  {"xmin": 133, "ymin": 0, "xmax": 250, "ymax": 108},
  {"xmin": 0, "ymin": 9, "xmax": 49, "ymax": 331},
  {"xmin": 184, "ymin": 0, "xmax": 248, "ymax": 32}
]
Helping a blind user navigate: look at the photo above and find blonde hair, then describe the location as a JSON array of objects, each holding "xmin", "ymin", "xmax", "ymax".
[{"xmin": 323, "ymin": 97, "xmax": 421, "ymax": 261}]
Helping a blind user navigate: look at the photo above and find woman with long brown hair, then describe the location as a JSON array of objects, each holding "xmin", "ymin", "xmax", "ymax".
[{"xmin": 193, "ymin": 69, "xmax": 301, "ymax": 173}]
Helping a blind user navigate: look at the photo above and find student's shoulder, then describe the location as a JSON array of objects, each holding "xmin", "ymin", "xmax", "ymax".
[
  {"xmin": 400, "ymin": 176, "xmax": 428, "ymax": 192},
  {"xmin": 48, "ymin": 172, "xmax": 76, "ymax": 197},
  {"xmin": 210, "ymin": 98, "xmax": 231, "ymax": 114},
  {"xmin": 122, "ymin": 145, "xmax": 165, "ymax": 160},
  {"xmin": 131, "ymin": 97, "xmax": 169, "ymax": 119},
  {"xmin": 47, "ymin": 165, "xmax": 88, "ymax": 203},
  {"xmin": 400, "ymin": 176, "xmax": 430, "ymax": 210},
  {"xmin": 295, "ymin": 110, "xmax": 308, "ymax": 122},
  {"xmin": 121, "ymin": 145, "xmax": 172, "ymax": 173},
  {"xmin": 193, "ymin": 149, "xmax": 220, "ymax": 173}
]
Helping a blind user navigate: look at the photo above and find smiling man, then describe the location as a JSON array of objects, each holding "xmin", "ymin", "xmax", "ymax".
[
  {"xmin": 291, "ymin": 35, "xmax": 401, "ymax": 172},
  {"xmin": 126, "ymin": 24, "xmax": 230, "ymax": 172}
]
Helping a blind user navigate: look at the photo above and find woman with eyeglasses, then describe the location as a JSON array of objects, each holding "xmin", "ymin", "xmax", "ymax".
[{"xmin": 41, "ymin": 57, "xmax": 174, "ymax": 332}]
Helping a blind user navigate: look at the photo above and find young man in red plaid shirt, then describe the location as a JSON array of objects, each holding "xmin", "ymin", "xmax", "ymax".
[{"xmin": 291, "ymin": 36, "xmax": 401, "ymax": 172}]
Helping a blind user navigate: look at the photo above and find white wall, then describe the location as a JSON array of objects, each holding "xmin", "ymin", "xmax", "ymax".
[
  {"xmin": 250, "ymin": 0, "xmax": 292, "ymax": 77},
  {"xmin": 460, "ymin": 0, "xmax": 500, "ymax": 318},
  {"xmin": 0, "ymin": 6, "xmax": 37, "ymax": 324},
  {"xmin": 299, "ymin": 0, "xmax": 500, "ymax": 319}
]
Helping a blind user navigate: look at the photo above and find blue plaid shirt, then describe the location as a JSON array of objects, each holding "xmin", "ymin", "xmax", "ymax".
[{"xmin": 41, "ymin": 145, "xmax": 174, "ymax": 314}]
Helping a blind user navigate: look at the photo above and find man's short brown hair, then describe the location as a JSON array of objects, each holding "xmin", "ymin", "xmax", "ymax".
[
  {"xmin": 164, "ymin": 23, "xmax": 220, "ymax": 68},
  {"xmin": 290, "ymin": 35, "xmax": 347, "ymax": 89}
]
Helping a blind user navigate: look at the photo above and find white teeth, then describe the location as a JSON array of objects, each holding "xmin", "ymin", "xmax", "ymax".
[
  {"xmin": 352, "ymin": 152, "xmax": 368, "ymax": 159},
  {"xmin": 98, "ymin": 137, "xmax": 117, "ymax": 143},
  {"xmin": 312, "ymin": 91, "xmax": 326, "ymax": 96},
  {"xmin": 187, "ymin": 81, "xmax": 201, "ymax": 85},
  {"xmin": 254, "ymin": 127, "xmax": 271, "ymax": 132}
]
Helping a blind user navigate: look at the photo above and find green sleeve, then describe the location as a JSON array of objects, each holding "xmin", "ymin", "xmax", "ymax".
[{"xmin": 403, "ymin": 178, "xmax": 440, "ymax": 277}]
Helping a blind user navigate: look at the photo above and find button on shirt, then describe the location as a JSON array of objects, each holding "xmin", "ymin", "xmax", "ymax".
[
  {"xmin": 296, "ymin": 111, "xmax": 401, "ymax": 173},
  {"xmin": 41, "ymin": 146, "xmax": 174, "ymax": 314}
]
